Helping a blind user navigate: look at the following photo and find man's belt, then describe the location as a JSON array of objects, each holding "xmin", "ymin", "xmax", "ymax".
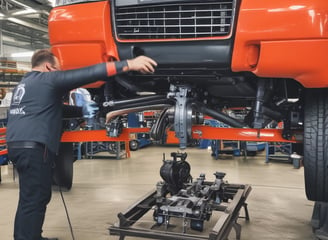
[{"xmin": 7, "ymin": 141, "xmax": 45, "ymax": 149}]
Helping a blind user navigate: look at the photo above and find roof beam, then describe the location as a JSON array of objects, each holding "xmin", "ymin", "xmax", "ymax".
[
  {"xmin": 6, "ymin": 0, "xmax": 51, "ymax": 11},
  {"xmin": 2, "ymin": 28, "xmax": 48, "ymax": 45},
  {"xmin": 0, "ymin": 0, "xmax": 51, "ymax": 53},
  {"xmin": 6, "ymin": 17, "xmax": 48, "ymax": 32}
]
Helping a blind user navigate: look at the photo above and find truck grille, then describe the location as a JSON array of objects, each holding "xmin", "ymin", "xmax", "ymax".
[{"xmin": 114, "ymin": 1, "xmax": 236, "ymax": 40}]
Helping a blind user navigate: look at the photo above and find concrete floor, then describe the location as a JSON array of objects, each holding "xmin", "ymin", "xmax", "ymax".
[{"xmin": 0, "ymin": 145, "xmax": 316, "ymax": 240}]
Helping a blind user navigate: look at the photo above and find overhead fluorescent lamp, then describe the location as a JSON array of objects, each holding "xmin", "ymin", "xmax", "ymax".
[
  {"xmin": 48, "ymin": 0, "xmax": 56, "ymax": 7},
  {"xmin": 11, "ymin": 51, "xmax": 34, "ymax": 58}
]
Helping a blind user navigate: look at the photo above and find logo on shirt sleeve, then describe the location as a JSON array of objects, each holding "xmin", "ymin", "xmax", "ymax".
[
  {"xmin": 12, "ymin": 84, "xmax": 25, "ymax": 106},
  {"xmin": 10, "ymin": 106, "xmax": 25, "ymax": 115},
  {"xmin": 10, "ymin": 84, "xmax": 26, "ymax": 115}
]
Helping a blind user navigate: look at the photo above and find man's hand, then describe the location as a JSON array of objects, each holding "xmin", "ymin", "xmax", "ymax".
[{"xmin": 127, "ymin": 56, "xmax": 157, "ymax": 74}]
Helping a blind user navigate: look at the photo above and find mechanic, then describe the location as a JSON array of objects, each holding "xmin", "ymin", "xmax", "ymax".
[{"xmin": 6, "ymin": 49, "xmax": 157, "ymax": 240}]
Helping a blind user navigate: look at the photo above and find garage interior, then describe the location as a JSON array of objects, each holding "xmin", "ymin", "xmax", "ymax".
[
  {"xmin": 0, "ymin": 0, "xmax": 324, "ymax": 240},
  {"xmin": 0, "ymin": 146, "xmax": 315, "ymax": 240}
]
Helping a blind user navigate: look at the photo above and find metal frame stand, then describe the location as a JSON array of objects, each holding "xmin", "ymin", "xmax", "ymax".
[
  {"xmin": 265, "ymin": 142, "xmax": 293, "ymax": 164},
  {"xmin": 84, "ymin": 141, "xmax": 127, "ymax": 160},
  {"xmin": 109, "ymin": 183, "xmax": 251, "ymax": 240}
]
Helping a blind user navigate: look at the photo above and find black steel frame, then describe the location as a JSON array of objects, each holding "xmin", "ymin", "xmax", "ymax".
[{"xmin": 109, "ymin": 183, "xmax": 251, "ymax": 240}]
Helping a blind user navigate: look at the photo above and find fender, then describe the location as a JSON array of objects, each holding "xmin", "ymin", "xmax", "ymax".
[{"xmin": 232, "ymin": 0, "xmax": 328, "ymax": 87}]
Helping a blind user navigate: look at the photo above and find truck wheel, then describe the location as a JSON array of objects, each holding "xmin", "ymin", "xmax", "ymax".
[
  {"xmin": 53, "ymin": 142, "xmax": 74, "ymax": 191},
  {"xmin": 304, "ymin": 89, "xmax": 328, "ymax": 201},
  {"xmin": 129, "ymin": 140, "xmax": 139, "ymax": 151}
]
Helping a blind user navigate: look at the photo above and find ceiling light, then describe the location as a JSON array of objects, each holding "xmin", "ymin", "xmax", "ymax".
[
  {"xmin": 11, "ymin": 51, "xmax": 34, "ymax": 58},
  {"xmin": 48, "ymin": 0, "xmax": 56, "ymax": 7}
]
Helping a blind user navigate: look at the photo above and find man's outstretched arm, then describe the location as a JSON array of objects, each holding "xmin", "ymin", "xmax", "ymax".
[{"xmin": 51, "ymin": 56, "xmax": 157, "ymax": 91}]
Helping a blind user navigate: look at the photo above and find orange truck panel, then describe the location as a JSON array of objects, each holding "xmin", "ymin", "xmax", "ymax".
[
  {"xmin": 49, "ymin": 0, "xmax": 328, "ymax": 88},
  {"xmin": 48, "ymin": 1, "xmax": 118, "ymax": 88},
  {"xmin": 232, "ymin": 0, "xmax": 328, "ymax": 87}
]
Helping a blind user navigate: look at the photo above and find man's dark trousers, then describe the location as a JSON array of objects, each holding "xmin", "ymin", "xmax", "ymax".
[{"xmin": 8, "ymin": 144, "xmax": 55, "ymax": 240}]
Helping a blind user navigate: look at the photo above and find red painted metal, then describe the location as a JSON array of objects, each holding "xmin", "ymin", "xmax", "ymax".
[
  {"xmin": 0, "ymin": 126, "xmax": 301, "ymax": 143},
  {"xmin": 61, "ymin": 128, "xmax": 149, "ymax": 142},
  {"xmin": 61, "ymin": 128, "xmax": 149, "ymax": 158},
  {"xmin": 166, "ymin": 130, "xmax": 179, "ymax": 144},
  {"xmin": 0, "ymin": 149, "xmax": 7, "ymax": 155},
  {"xmin": 192, "ymin": 126, "xmax": 301, "ymax": 143},
  {"xmin": 60, "ymin": 126, "xmax": 300, "ymax": 143},
  {"xmin": 0, "ymin": 128, "xmax": 6, "ymax": 156},
  {"xmin": 0, "ymin": 126, "xmax": 301, "ymax": 158}
]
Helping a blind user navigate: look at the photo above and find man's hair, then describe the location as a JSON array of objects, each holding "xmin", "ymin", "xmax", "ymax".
[{"xmin": 31, "ymin": 49, "xmax": 56, "ymax": 68}]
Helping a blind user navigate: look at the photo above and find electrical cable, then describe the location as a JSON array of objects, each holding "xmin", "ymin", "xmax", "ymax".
[{"xmin": 59, "ymin": 186, "xmax": 76, "ymax": 240}]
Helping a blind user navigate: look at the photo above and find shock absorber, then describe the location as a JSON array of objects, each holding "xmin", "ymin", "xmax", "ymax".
[{"xmin": 253, "ymin": 79, "xmax": 266, "ymax": 129}]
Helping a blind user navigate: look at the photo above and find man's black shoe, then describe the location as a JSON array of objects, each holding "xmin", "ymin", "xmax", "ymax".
[{"xmin": 40, "ymin": 237, "xmax": 58, "ymax": 240}]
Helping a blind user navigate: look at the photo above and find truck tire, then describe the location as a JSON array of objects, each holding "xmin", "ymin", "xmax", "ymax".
[
  {"xmin": 304, "ymin": 89, "xmax": 328, "ymax": 201},
  {"xmin": 53, "ymin": 142, "xmax": 74, "ymax": 191}
]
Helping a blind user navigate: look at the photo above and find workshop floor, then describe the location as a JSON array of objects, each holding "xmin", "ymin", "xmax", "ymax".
[{"xmin": 0, "ymin": 145, "xmax": 315, "ymax": 240}]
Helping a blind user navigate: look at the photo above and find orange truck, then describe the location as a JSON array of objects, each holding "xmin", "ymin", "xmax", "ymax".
[{"xmin": 49, "ymin": 0, "xmax": 328, "ymax": 203}]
